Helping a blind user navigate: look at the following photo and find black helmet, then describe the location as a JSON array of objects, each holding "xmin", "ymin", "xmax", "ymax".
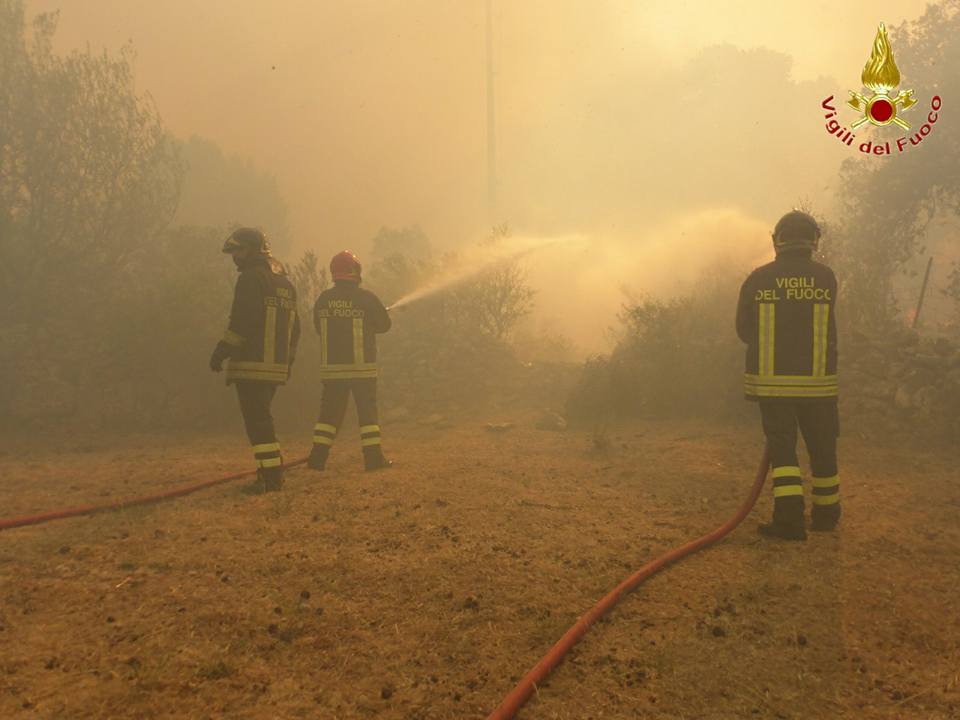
[
  {"xmin": 773, "ymin": 211, "xmax": 821, "ymax": 254},
  {"xmin": 222, "ymin": 227, "xmax": 271, "ymax": 255}
]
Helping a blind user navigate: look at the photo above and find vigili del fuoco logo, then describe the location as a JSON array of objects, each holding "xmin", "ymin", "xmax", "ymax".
[{"xmin": 821, "ymin": 22, "xmax": 942, "ymax": 156}]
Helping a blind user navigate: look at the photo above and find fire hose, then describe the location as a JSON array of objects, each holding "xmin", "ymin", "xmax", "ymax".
[
  {"xmin": 1, "ymin": 445, "xmax": 770, "ymax": 719},
  {"xmin": 486, "ymin": 447, "xmax": 770, "ymax": 719},
  {"xmin": 0, "ymin": 457, "xmax": 308, "ymax": 531}
]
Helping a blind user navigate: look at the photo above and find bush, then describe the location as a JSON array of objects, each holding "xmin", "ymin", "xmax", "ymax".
[{"xmin": 567, "ymin": 273, "xmax": 745, "ymax": 424}]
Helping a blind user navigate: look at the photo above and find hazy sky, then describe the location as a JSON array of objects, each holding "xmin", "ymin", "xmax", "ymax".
[
  {"xmin": 27, "ymin": 1, "xmax": 932, "ymax": 243},
  {"xmin": 24, "ymin": 0, "xmax": 938, "ymax": 348}
]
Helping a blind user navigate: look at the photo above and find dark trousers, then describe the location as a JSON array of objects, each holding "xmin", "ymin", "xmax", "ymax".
[
  {"xmin": 759, "ymin": 400, "xmax": 840, "ymax": 520},
  {"xmin": 312, "ymin": 379, "xmax": 384, "ymax": 457},
  {"xmin": 235, "ymin": 381, "xmax": 281, "ymax": 470}
]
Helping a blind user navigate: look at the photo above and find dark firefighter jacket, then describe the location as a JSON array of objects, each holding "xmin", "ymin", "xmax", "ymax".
[
  {"xmin": 313, "ymin": 281, "xmax": 391, "ymax": 380},
  {"xmin": 736, "ymin": 253, "xmax": 838, "ymax": 401},
  {"xmin": 220, "ymin": 258, "xmax": 300, "ymax": 384}
]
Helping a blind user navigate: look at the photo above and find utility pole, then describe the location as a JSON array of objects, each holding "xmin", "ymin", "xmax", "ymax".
[
  {"xmin": 912, "ymin": 255, "xmax": 934, "ymax": 329},
  {"xmin": 486, "ymin": 0, "xmax": 497, "ymax": 224}
]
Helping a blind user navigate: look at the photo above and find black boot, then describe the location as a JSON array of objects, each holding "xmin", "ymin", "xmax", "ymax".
[
  {"xmin": 308, "ymin": 444, "xmax": 329, "ymax": 471},
  {"xmin": 810, "ymin": 503, "xmax": 841, "ymax": 532},
  {"xmin": 262, "ymin": 466, "xmax": 284, "ymax": 492},
  {"xmin": 363, "ymin": 447, "xmax": 393, "ymax": 472},
  {"xmin": 242, "ymin": 469, "xmax": 268, "ymax": 495},
  {"xmin": 758, "ymin": 496, "xmax": 807, "ymax": 541},
  {"xmin": 758, "ymin": 520, "xmax": 807, "ymax": 541}
]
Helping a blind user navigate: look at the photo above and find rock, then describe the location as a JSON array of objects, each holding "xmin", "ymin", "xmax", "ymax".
[{"xmin": 536, "ymin": 411, "xmax": 567, "ymax": 432}]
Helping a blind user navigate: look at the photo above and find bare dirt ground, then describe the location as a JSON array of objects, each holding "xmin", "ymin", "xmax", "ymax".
[{"xmin": 1, "ymin": 415, "xmax": 958, "ymax": 719}]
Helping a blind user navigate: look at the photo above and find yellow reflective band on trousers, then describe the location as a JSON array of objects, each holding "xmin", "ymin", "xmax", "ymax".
[
  {"xmin": 359, "ymin": 425, "xmax": 380, "ymax": 435},
  {"xmin": 319, "ymin": 317, "xmax": 329, "ymax": 366},
  {"xmin": 812, "ymin": 303, "xmax": 830, "ymax": 377},
  {"xmin": 361, "ymin": 437, "xmax": 382, "ymax": 447},
  {"xmin": 314, "ymin": 423, "xmax": 337, "ymax": 434},
  {"xmin": 353, "ymin": 318, "xmax": 365, "ymax": 364},
  {"xmin": 812, "ymin": 474, "xmax": 840, "ymax": 505},
  {"xmin": 773, "ymin": 484, "xmax": 804, "ymax": 497},
  {"xmin": 758, "ymin": 302, "xmax": 775, "ymax": 376},
  {"xmin": 264, "ymin": 305, "xmax": 277, "ymax": 365},
  {"xmin": 312, "ymin": 436, "xmax": 335, "ymax": 446},
  {"xmin": 771, "ymin": 466, "xmax": 801, "ymax": 479},
  {"xmin": 252, "ymin": 441, "xmax": 282, "ymax": 469}
]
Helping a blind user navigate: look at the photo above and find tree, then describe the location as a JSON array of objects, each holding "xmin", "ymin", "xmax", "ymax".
[
  {"xmin": 450, "ymin": 224, "xmax": 537, "ymax": 341},
  {"xmin": 174, "ymin": 136, "xmax": 291, "ymax": 254},
  {"xmin": 370, "ymin": 224, "xmax": 432, "ymax": 265},
  {"xmin": 0, "ymin": 2, "xmax": 182, "ymax": 320},
  {"xmin": 827, "ymin": 1, "xmax": 960, "ymax": 328},
  {"xmin": 366, "ymin": 226, "xmax": 434, "ymax": 305},
  {"xmin": 289, "ymin": 249, "xmax": 328, "ymax": 318},
  {"xmin": 0, "ymin": 1, "xmax": 183, "ymax": 423}
]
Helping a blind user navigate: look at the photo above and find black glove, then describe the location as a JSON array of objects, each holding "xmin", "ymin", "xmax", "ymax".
[{"xmin": 209, "ymin": 342, "xmax": 231, "ymax": 372}]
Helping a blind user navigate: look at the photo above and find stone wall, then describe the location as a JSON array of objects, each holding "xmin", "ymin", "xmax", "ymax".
[{"xmin": 843, "ymin": 329, "xmax": 960, "ymax": 441}]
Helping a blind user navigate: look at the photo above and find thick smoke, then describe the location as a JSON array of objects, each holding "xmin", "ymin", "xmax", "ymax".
[{"xmin": 527, "ymin": 209, "xmax": 772, "ymax": 353}]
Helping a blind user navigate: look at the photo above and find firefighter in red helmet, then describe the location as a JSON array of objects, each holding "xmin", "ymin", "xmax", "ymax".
[
  {"xmin": 736, "ymin": 211, "xmax": 840, "ymax": 540},
  {"xmin": 307, "ymin": 251, "xmax": 393, "ymax": 471},
  {"xmin": 210, "ymin": 227, "xmax": 300, "ymax": 493}
]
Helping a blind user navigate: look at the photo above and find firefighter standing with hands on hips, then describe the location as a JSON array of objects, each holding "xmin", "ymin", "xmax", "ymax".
[
  {"xmin": 736, "ymin": 211, "xmax": 841, "ymax": 541},
  {"xmin": 307, "ymin": 251, "xmax": 393, "ymax": 472},
  {"xmin": 210, "ymin": 227, "xmax": 300, "ymax": 493}
]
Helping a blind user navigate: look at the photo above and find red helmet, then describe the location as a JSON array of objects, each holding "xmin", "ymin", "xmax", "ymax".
[{"xmin": 330, "ymin": 250, "xmax": 362, "ymax": 282}]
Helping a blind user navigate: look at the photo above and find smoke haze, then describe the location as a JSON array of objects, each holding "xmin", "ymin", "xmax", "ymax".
[{"xmin": 25, "ymin": 0, "xmax": 934, "ymax": 350}]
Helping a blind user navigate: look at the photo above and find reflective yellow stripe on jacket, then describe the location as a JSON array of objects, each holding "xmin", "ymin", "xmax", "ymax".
[
  {"xmin": 758, "ymin": 302, "xmax": 775, "ymax": 377},
  {"xmin": 317, "ymin": 315, "xmax": 377, "ymax": 379},
  {"xmin": 745, "ymin": 301, "xmax": 836, "ymax": 399},
  {"xmin": 812, "ymin": 303, "xmax": 829, "ymax": 377}
]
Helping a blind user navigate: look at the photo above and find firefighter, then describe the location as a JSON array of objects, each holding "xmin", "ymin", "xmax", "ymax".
[
  {"xmin": 736, "ymin": 211, "xmax": 840, "ymax": 541},
  {"xmin": 210, "ymin": 227, "xmax": 300, "ymax": 493},
  {"xmin": 307, "ymin": 251, "xmax": 392, "ymax": 472}
]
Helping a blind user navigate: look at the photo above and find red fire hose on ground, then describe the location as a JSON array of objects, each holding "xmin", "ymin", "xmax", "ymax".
[
  {"xmin": 486, "ymin": 447, "xmax": 770, "ymax": 720},
  {"xmin": 1, "ymin": 445, "xmax": 770, "ymax": 720},
  {"xmin": 0, "ymin": 457, "xmax": 308, "ymax": 531}
]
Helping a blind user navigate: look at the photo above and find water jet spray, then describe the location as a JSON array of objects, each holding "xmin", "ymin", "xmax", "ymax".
[{"xmin": 385, "ymin": 234, "xmax": 585, "ymax": 311}]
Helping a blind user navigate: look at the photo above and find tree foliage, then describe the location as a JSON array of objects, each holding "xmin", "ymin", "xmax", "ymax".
[
  {"xmin": 0, "ymin": 2, "xmax": 182, "ymax": 318},
  {"xmin": 174, "ymin": 136, "xmax": 291, "ymax": 254},
  {"xmin": 828, "ymin": 1, "xmax": 960, "ymax": 328},
  {"xmin": 447, "ymin": 224, "xmax": 537, "ymax": 341}
]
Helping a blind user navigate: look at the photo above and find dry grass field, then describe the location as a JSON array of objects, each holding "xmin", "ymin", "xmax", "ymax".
[{"xmin": 1, "ymin": 414, "xmax": 958, "ymax": 719}]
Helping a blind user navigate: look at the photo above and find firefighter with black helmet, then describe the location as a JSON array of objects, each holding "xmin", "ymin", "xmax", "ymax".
[
  {"xmin": 736, "ymin": 211, "xmax": 841, "ymax": 540},
  {"xmin": 307, "ymin": 251, "xmax": 392, "ymax": 472},
  {"xmin": 210, "ymin": 227, "xmax": 300, "ymax": 493}
]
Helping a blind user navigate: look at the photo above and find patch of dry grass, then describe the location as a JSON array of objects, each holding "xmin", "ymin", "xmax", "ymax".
[{"xmin": 1, "ymin": 419, "xmax": 958, "ymax": 719}]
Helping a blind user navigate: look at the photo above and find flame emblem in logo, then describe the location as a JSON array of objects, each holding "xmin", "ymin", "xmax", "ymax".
[{"xmin": 847, "ymin": 23, "xmax": 917, "ymax": 129}]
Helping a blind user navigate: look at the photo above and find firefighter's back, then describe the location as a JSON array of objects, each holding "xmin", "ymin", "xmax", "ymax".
[
  {"xmin": 740, "ymin": 254, "xmax": 838, "ymax": 400},
  {"xmin": 313, "ymin": 281, "xmax": 390, "ymax": 380}
]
